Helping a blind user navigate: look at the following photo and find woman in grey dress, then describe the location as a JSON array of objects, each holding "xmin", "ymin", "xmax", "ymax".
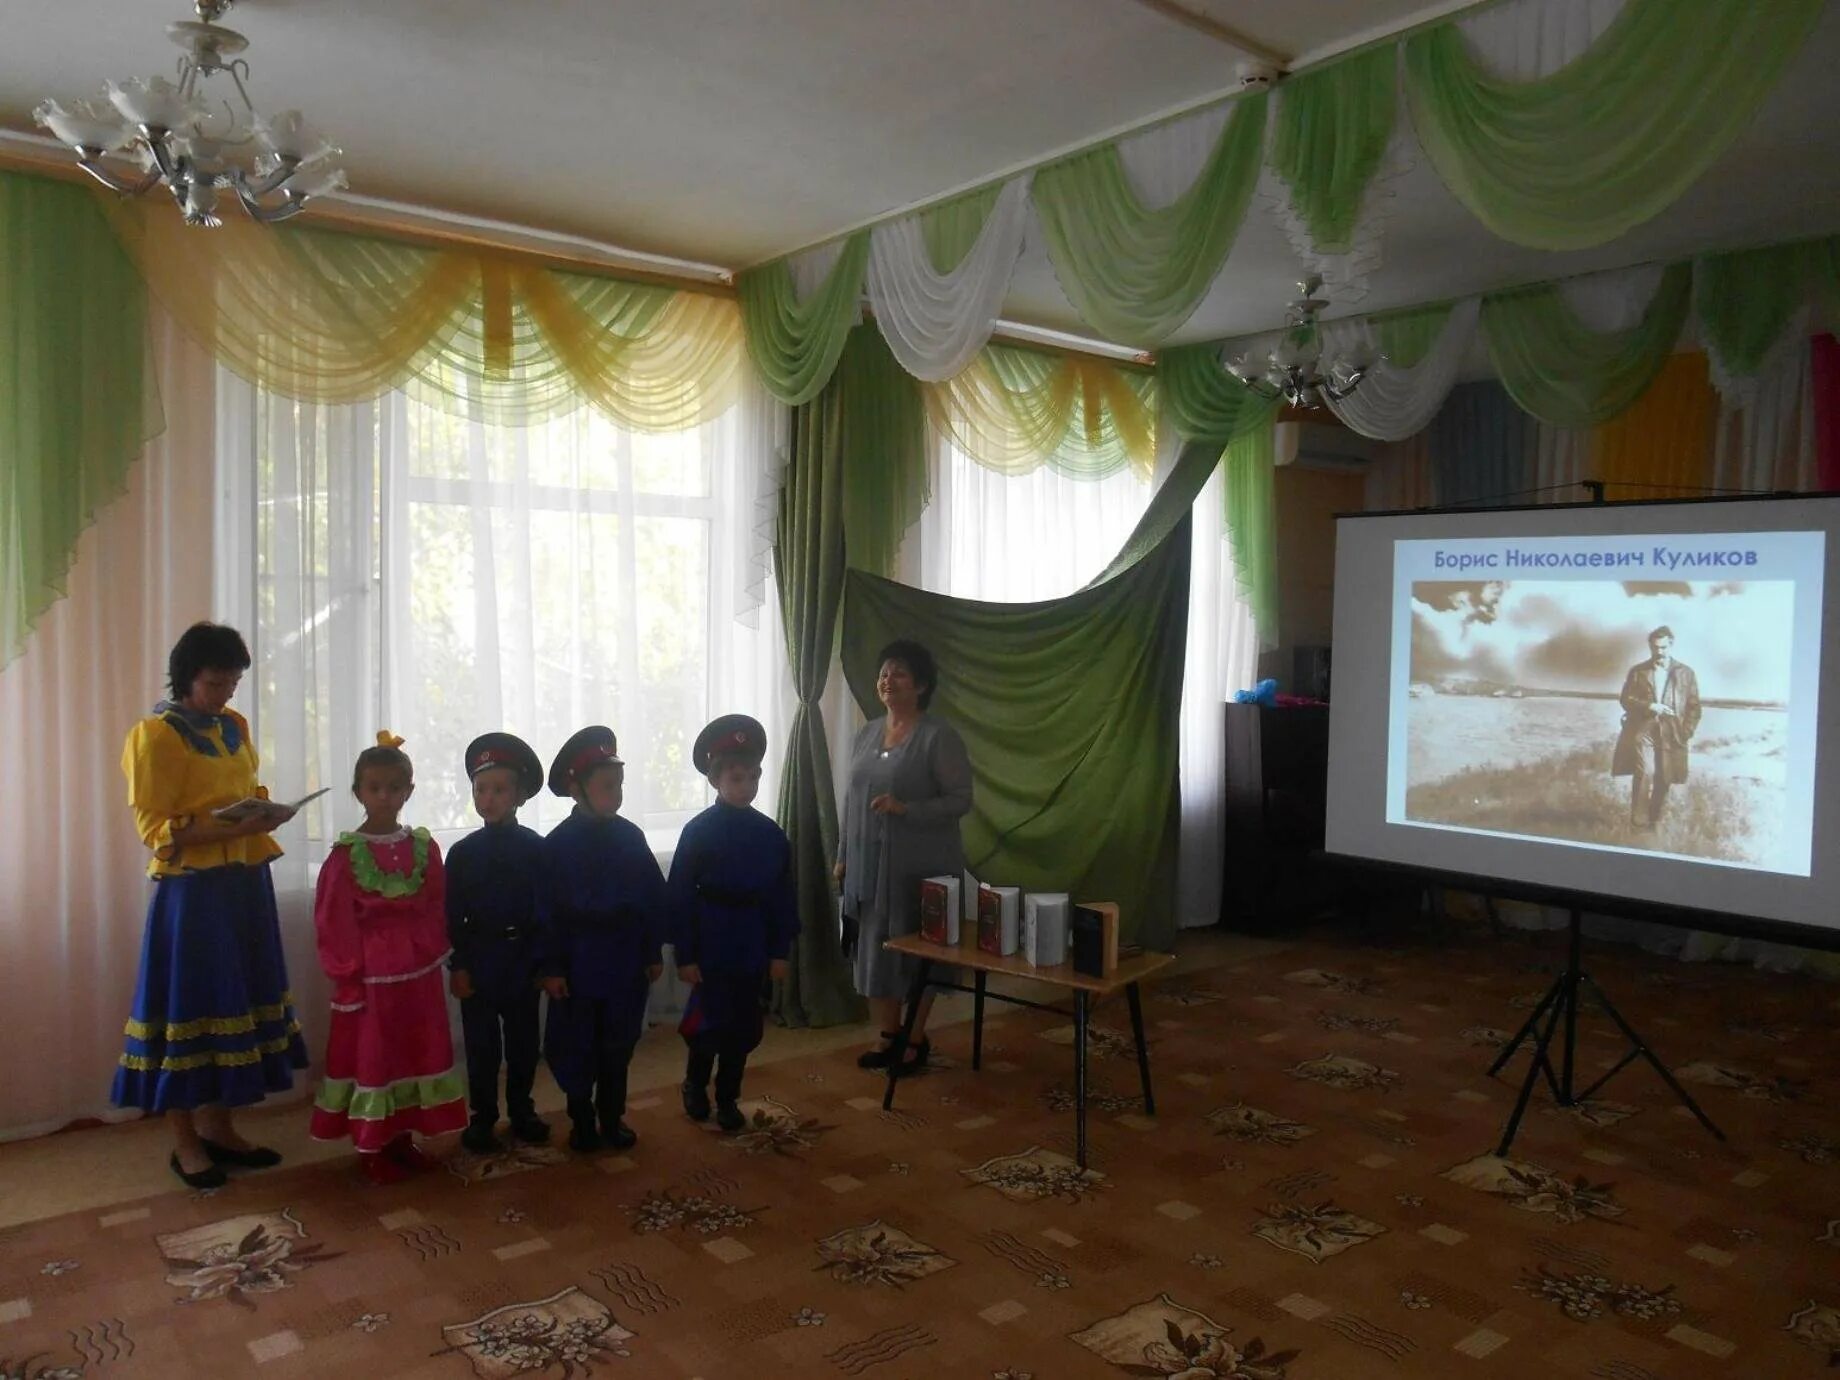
[{"xmin": 833, "ymin": 640, "xmax": 973, "ymax": 1075}]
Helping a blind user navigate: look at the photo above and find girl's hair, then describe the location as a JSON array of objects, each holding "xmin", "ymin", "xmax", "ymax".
[
  {"xmin": 351, "ymin": 744, "xmax": 414, "ymax": 793},
  {"xmin": 167, "ymin": 621, "xmax": 251, "ymax": 700},
  {"xmin": 876, "ymin": 638, "xmax": 938, "ymax": 711}
]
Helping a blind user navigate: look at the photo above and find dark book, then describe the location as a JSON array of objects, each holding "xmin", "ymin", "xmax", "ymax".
[
  {"xmin": 977, "ymin": 884, "xmax": 1002, "ymax": 954},
  {"xmin": 919, "ymin": 878, "xmax": 949, "ymax": 945},
  {"xmin": 1069, "ymin": 904, "xmax": 1106, "ymax": 977}
]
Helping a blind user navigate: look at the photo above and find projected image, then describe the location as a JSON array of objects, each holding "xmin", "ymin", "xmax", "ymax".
[{"xmin": 1402, "ymin": 579, "xmax": 1794, "ymax": 867}]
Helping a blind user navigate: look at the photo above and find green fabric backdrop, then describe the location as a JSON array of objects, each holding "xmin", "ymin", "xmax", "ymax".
[{"xmin": 839, "ymin": 438, "xmax": 1228, "ymax": 952}]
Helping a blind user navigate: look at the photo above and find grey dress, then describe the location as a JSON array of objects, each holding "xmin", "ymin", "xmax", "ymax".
[{"xmin": 839, "ymin": 713, "xmax": 974, "ymax": 1000}]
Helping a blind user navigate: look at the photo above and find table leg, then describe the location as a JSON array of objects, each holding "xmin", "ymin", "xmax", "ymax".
[
  {"xmin": 1126, "ymin": 982, "xmax": 1155, "ymax": 1115},
  {"xmin": 1074, "ymin": 988, "xmax": 1090, "ymax": 1171},
  {"xmin": 972, "ymin": 970, "xmax": 987, "ymax": 1071},
  {"xmin": 882, "ymin": 958, "xmax": 932, "ymax": 1113}
]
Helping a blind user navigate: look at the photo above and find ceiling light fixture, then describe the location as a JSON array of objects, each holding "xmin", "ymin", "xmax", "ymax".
[
  {"xmin": 34, "ymin": 0, "xmax": 344, "ymax": 227},
  {"xmin": 1225, "ymin": 275, "xmax": 1372, "ymax": 409}
]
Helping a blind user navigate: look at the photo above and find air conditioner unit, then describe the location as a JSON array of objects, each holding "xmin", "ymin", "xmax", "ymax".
[{"xmin": 1275, "ymin": 420, "xmax": 1383, "ymax": 472}]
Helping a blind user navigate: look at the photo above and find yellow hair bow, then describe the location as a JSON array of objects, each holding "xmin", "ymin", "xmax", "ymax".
[{"xmin": 375, "ymin": 730, "xmax": 406, "ymax": 749}]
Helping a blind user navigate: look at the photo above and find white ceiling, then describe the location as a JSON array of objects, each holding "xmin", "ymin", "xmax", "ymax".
[{"xmin": 4, "ymin": 0, "xmax": 1839, "ymax": 346}]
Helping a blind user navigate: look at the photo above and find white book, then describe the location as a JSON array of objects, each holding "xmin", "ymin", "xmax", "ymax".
[{"xmin": 1023, "ymin": 892, "xmax": 1070, "ymax": 967}]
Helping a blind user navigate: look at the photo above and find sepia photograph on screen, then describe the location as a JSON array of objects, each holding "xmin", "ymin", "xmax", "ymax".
[{"xmin": 1400, "ymin": 578, "xmax": 1795, "ymax": 869}]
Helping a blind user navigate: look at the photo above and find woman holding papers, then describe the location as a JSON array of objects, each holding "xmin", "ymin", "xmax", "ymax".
[
  {"xmin": 112, "ymin": 622, "xmax": 310, "ymax": 1188},
  {"xmin": 834, "ymin": 639, "xmax": 973, "ymax": 1077}
]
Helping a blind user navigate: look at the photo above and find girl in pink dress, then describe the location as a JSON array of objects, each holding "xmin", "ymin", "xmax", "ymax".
[{"xmin": 311, "ymin": 733, "xmax": 468, "ymax": 1183}]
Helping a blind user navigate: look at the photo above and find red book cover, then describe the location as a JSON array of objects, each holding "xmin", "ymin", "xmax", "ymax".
[
  {"xmin": 919, "ymin": 878, "xmax": 948, "ymax": 944},
  {"xmin": 977, "ymin": 884, "xmax": 1001, "ymax": 954}
]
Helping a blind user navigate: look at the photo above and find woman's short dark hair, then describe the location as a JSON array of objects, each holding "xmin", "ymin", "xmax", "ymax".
[
  {"xmin": 876, "ymin": 639, "xmax": 938, "ymax": 711},
  {"xmin": 352, "ymin": 745, "xmax": 414, "ymax": 793},
  {"xmin": 168, "ymin": 622, "xmax": 251, "ymax": 700}
]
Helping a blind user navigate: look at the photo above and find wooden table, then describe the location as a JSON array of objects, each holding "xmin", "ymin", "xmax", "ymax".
[{"xmin": 881, "ymin": 933, "xmax": 1175, "ymax": 1169}]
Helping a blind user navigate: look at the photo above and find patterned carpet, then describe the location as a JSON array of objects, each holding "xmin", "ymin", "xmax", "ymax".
[{"xmin": 2, "ymin": 926, "xmax": 1837, "ymax": 1380}]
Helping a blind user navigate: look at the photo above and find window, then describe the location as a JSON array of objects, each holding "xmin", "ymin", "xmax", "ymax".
[{"xmin": 219, "ymin": 371, "xmax": 790, "ymax": 862}]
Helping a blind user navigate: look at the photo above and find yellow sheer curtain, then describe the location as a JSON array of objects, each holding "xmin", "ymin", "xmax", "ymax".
[
  {"xmin": 1591, "ymin": 350, "xmax": 1716, "ymax": 494},
  {"xmin": 923, "ymin": 344, "xmax": 1157, "ymax": 479},
  {"xmin": 106, "ymin": 200, "xmax": 743, "ymax": 431}
]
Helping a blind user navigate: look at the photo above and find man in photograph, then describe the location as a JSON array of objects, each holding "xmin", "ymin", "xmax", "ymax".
[{"xmin": 1611, "ymin": 625, "xmax": 1702, "ymax": 831}]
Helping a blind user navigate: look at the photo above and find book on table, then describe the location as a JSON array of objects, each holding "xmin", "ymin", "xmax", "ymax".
[
  {"xmin": 1069, "ymin": 901, "xmax": 1120, "ymax": 978},
  {"xmin": 918, "ymin": 875, "xmax": 961, "ymax": 945},
  {"xmin": 976, "ymin": 884, "xmax": 1020, "ymax": 956},
  {"xmin": 1022, "ymin": 892, "xmax": 1070, "ymax": 967},
  {"xmin": 212, "ymin": 787, "xmax": 329, "ymax": 823}
]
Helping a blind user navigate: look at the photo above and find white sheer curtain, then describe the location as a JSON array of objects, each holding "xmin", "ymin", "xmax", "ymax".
[
  {"xmin": 0, "ymin": 308, "xmax": 221, "ymax": 1140},
  {"xmin": 214, "ymin": 371, "xmax": 796, "ymax": 1041}
]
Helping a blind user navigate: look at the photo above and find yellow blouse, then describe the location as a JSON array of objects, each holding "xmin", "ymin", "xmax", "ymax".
[{"xmin": 121, "ymin": 709, "xmax": 285, "ymax": 879}]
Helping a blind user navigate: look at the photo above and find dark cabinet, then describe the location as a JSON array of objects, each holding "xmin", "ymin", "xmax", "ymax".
[{"xmin": 1222, "ymin": 702, "xmax": 1330, "ymax": 927}]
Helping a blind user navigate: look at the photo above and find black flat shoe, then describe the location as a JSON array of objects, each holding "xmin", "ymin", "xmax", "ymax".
[
  {"xmin": 856, "ymin": 1031, "xmax": 902, "ymax": 1069},
  {"xmin": 715, "ymin": 1100, "xmax": 746, "ymax": 1134},
  {"xmin": 600, "ymin": 1120, "xmax": 638, "ymax": 1151},
  {"xmin": 460, "ymin": 1121, "xmax": 501, "ymax": 1155},
  {"xmin": 890, "ymin": 1037, "xmax": 932, "ymax": 1079},
  {"xmin": 568, "ymin": 1121, "xmax": 601, "ymax": 1153},
  {"xmin": 200, "ymin": 1138, "xmax": 282, "ymax": 1170},
  {"xmin": 681, "ymin": 1081, "xmax": 711, "ymax": 1123},
  {"xmin": 170, "ymin": 1152, "xmax": 228, "ymax": 1190}
]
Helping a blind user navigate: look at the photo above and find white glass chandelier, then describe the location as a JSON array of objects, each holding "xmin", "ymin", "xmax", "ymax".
[
  {"xmin": 1225, "ymin": 275, "xmax": 1372, "ymax": 409},
  {"xmin": 34, "ymin": 0, "xmax": 345, "ymax": 227}
]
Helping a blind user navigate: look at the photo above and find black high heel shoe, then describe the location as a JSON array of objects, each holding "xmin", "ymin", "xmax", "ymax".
[
  {"xmin": 201, "ymin": 1138, "xmax": 283, "ymax": 1170},
  {"xmin": 856, "ymin": 1031, "xmax": 902, "ymax": 1069},
  {"xmin": 170, "ymin": 1152, "xmax": 227, "ymax": 1190}
]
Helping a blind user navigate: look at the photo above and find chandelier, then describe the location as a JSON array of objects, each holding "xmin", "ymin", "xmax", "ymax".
[
  {"xmin": 1225, "ymin": 275, "xmax": 1372, "ymax": 409},
  {"xmin": 34, "ymin": 0, "xmax": 344, "ymax": 227}
]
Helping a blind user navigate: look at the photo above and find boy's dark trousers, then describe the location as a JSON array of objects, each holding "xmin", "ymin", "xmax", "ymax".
[
  {"xmin": 460, "ymin": 987, "xmax": 541, "ymax": 1126},
  {"xmin": 683, "ymin": 1032, "xmax": 750, "ymax": 1104}
]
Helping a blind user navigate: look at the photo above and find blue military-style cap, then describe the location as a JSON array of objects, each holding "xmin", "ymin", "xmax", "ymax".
[
  {"xmin": 464, "ymin": 732, "xmax": 543, "ymax": 803},
  {"xmin": 548, "ymin": 725, "xmax": 623, "ymax": 797}
]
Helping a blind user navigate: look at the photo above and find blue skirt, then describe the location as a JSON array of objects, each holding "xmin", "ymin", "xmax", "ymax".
[{"xmin": 111, "ymin": 864, "xmax": 311, "ymax": 1112}]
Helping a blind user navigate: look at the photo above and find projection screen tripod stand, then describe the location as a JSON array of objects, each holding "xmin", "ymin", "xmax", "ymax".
[{"xmin": 1487, "ymin": 907, "xmax": 1725, "ymax": 1156}]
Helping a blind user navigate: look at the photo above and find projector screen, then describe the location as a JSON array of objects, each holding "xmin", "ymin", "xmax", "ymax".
[{"xmin": 1326, "ymin": 495, "xmax": 1840, "ymax": 935}]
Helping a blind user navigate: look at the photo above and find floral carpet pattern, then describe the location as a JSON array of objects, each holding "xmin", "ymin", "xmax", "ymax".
[{"xmin": 1, "ymin": 929, "xmax": 1837, "ymax": 1377}]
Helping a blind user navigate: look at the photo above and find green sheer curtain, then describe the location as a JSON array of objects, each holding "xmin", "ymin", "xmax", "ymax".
[
  {"xmin": 1, "ymin": 173, "xmax": 163, "ymax": 668},
  {"xmin": 837, "ymin": 326, "xmax": 928, "ymax": 578},
  {"xmin": 1695, "ymin": 240, "xmax": 1821, "ymax": 380},
  {"xmin": 1481, "ymin": 264, "xmax": 1691, "ymax": 427},
  {"xmin": 920, "ymin": 184, "xmax": 1004, "ymax": 274},
  {"xmin": 1404, "ymin": 0, "xmax": 1824, "ymax": 251},
  {"xmin": 1033, "ymin": 93, "xmax": 1267, "ymax": 346},
  {"xmin": 1269, "ymin": 45, "xmax": 1398, "ymax": 256},
  {"xmin": 1158, "ymin": 344, "xmax": 1281, "ymax": 646},
  {"xmin": 771, "ymin": 366, "xmax": 866, "ymax": 1030},
  {"xmin": 738, "ymin": 231, "xmax": 869, "ymax": 406},
  {"xmin": 1223, "ymin": 422, "xmax": 1279, "ymax": 648}
]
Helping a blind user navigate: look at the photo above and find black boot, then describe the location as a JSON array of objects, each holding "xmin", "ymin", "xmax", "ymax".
[
  {"xmin": 714, "ymin": 1050, "xmax": 748, "ymax": 1132},
  {"xmin": 460, "ymin": 1117, "xmax": 501, "ymax": 1155},
  {"xmin": 508, "ymin": 1111, "xmax": 551, "ymax": 1145},
  {"xmin": 567, "ymin": 1098, "xmax": 601, "ymax": 1153}
]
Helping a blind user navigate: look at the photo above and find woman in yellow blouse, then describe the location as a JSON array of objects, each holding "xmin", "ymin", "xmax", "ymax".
[{"xmin": 114, "ymin": 623, "xmax": 310, "ymax": 1188}]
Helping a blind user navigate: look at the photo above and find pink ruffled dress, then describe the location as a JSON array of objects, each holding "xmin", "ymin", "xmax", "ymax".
[{"xmin": 310, "ymin": 826, "xmax": 468, "ymax": 1150}]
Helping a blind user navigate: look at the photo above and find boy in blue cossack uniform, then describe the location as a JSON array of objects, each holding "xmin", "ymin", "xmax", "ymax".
[
  {"xmin": 446, "ymin": 733, "xmax": 551, "ymax": 1154},
  {"xmin": 669, "ymin": 715, "xmax": 799, "ymax": 1133},
  {"xmin": 539, "ymin": 726, "xmax": 665, "ymax": 1152}
]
